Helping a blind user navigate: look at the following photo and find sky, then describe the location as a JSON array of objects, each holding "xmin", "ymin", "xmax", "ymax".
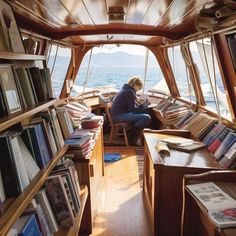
[
  {"xmin": 51, "ymin": 44, "xmax": 149, "ymax": 56},
  {"xmin": 92, "ymin": 44, "xmax": 148, "ymax": 55}
]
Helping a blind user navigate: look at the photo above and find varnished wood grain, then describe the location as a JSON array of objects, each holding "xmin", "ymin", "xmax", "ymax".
[
  {"xmin": 0, "ymin": 99, "xmax": 57, "ymax": 132},
  {"xmin": 91, "ymin": 147, "xmax": 151, "ymax": 236},
  {"xmin": 0, "ymin": 52, "xmax": 46, "ymax": 60},
  {"xmin": 0, "ymin": 145, "xmax": 68, "ymax": 236}
]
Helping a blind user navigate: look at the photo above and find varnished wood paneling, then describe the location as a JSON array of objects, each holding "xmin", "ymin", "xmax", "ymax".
[{"xmin": 91, "ymin": 147, "xmax": 151, "ymax": 236}]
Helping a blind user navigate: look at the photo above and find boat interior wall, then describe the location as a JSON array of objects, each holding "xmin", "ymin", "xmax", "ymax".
[{"xmin": 7, "ymin": 0, "xmax": 234, "ymax": 47}]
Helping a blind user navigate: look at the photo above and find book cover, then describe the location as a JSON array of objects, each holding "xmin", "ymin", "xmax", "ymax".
[
  {"xmin": 186, "ymin": 182, "xmax": 236, "ymax": 211},
  {"xmin": 0, "ymin": 0, "xmax": 25, "ymax": 53},
  {"xmin": 28, "ymin": 67, "xmax": 47, "ymax": 102},
  {"xmin": 12, "ymin": 214, "xmax": 41, "ymax": 236},
  {"xmin": 15, "ymin": 67, "xmax": 36, "ymax": 107},
  {"xmin": 202, "ymin": 123, "xmax": 226, "ymax": 145},
  {"xmin": 23, "ymin": 203, "xmax": 51, "ymax": 236},
  {"xmin": 9, "ymin": 133, "xmax": 30, "ymax": 191},
  {"xmin": 214, "ymin": 132, "xmax": 236, "ymax": 160},
  {"xmin": 56, "ymin": 107, "xmax": 74, "ymax": 139},
  {"xmin": 28, "ymin": 123, "xmax": 51, "ymax": 168},
  {"xmin": 17, "ymin": 136, "xmax": 40, "ymax": 181},
  {"xmin": 0, "ymin": 169, "xmax": 5, "ymax": 203},
  {"xmin": 25, "ymin": 68, "xmax": 38, "ymax": 104},
  {"xmin": 168, "ymin": 141, "xmax": 206, "ymax": 152},
  {"xmin": 51, "ymin": 168, "xmax": 80, "ymax": 213},
  {"xmin": 35, "ymin": 189, "xmax": 59, "ymax": 234},
  {"xmin": 50, "ymin": 109, "xmax": 64, "ymax": 148},
  {"xmin": 208, "ymin": 128, "xmax": 230, "ymax": 153},
  {"xmin": 0, "ymin": 132, "xmax": 21, "ymax": 197},
  {"xmin": 208, "ymin": 208, "xmax": 236, "ymax": 228},
  {"xmin": 218, "ymin": 142, "xmax": 236, "ymax": 168},
  {"xmin": 46, "ymin": 175, "xmax": 74, "ymax": 227}
]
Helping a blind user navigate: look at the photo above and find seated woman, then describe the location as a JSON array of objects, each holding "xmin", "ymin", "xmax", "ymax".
[{"xmin": 111, "ymin": 76, "xmax": 151, "ymax": 145}]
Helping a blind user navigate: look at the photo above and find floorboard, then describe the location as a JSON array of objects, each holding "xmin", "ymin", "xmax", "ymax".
[{"xmin": 90, "ymin": 147, "xmax": 151, "ymax": 236}]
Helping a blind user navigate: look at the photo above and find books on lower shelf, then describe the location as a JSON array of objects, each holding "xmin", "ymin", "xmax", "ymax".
[{"xmin": 186, "ymin": 182, "xmax": 236, "ymax": 228}]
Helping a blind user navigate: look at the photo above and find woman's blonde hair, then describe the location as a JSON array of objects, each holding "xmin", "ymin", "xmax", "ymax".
[{"xmin": 127, "ymin": 76, "xmax": 143, "ymax": 88}]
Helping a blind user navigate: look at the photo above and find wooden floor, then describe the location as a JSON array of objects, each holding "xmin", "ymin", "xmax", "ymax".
[{"xmin": 91, "ymin": 147, "xmax": 151, "ymax": 236}]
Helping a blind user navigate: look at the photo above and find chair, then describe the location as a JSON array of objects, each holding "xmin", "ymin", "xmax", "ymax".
[{"xmin": 105, "ymin": 102, "xmax": 130, "ymax": 146}]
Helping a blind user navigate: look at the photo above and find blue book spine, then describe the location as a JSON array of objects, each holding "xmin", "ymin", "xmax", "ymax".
[
  {"xmin": 29, "ymin": 124, "xmax": 51, "ymax": 168},
  {"xmin": 19, "ymin": 214, "xmax": 41, "ymax": 236}
]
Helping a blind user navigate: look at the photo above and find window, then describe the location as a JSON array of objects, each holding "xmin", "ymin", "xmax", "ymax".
[
  {"xmin": 47, "ymin": 45, "xmax": 71, "ymax": 97},
  {"xmin": 167, "ymin": 45, "xmax": 196, "ymax": 102},
  {"xmin": 71, "ymin": 44, "xmax": 168, "ymax": 96},
  {"xmin": 189, "ymin": 39, "xmax": 231, "ymax": 120}
]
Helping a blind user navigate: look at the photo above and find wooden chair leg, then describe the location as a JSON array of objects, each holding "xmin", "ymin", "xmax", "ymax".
[
  {"xmin": 109, "ymin": 126, "xmax": 114, "ymax": 144},
  {"xmin": 123, "ymin": 126, "xmax": 129, "ymax": 146}
]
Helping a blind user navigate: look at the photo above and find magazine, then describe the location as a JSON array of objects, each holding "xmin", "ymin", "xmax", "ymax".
[{"xmin": 186, "ymin": 182, "xmax": 236, "ymax": 228}]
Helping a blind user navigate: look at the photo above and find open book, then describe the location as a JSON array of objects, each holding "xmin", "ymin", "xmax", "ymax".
[
  {"xmin": 186, "ymin": 182, "xmax": 236, "ymax": 228},
  {"xmin": 161, "ymin": 137, "xmax": 206, "ymax": 152}
]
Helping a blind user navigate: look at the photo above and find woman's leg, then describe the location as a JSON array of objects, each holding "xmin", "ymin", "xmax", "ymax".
[
  {"xmin": 113, "ymin": 112, "xmax": 151, "ymax": 145},
  {"xmin": 113, "ymin": 112, "xmax": 151, "ymax": 129}
]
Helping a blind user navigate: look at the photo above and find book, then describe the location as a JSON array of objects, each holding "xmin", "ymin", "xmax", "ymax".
[
  {"xmin": 214, "ymin": 132, "xmax": 236, "ymax": 160},
  {"xmin": 28, "ymin": 67, "xmax": 47, "ymax": 102},
  {"xmin": 17, "ymin": 136, "xmax": 40, "ymax": 181},
  {"xmin": 12, "ymin": 214, "xmax": 41, "ymax": 236},
  {"xmin": 0, "ymin": 0, "xmax": 25, "ymax": 53},
  {"xmin": 218, "ymin": 142, "xmax": 236, "ymax": 168},
  {"xmin": 155, "ymin": 142, "xmax": 170, "ymax": 155},
  {"xmin": 50, "ymin": 108, "xmax": 64, "ymax": 148},
  {"xmin": 202, "ymin": 123, "xmax": 226, "ymax": 145},
  {"xmin": 15, "ymin": 67, "xmax": 36, "ymax": 107},
  {"xmin": 56, "ymin": 107, "xmax": 74, "ymax": 139},
  {"xmin": 208, "ymin": 127, "xmax": 230, "ymax": 153},
  {"xmin": 9, "ymin": 133, "xmax": 30, "ymax": 191},
  {"xmin": 186, "ymin": 182, "xmax": 236, "ymax": 228},
  {"xmin": 35, "ymin": 189, "xmax": 59, "ymax": 234},
  {"xmin": 24, "ymin": 200, "xmax": 51, "ymax": 236},
  {"xmin": 0, "ymin": 169, "xmax": 5, "ymax": 203},
  {"xmin": 46, "ymin": 175, "xmax": 74, "ymax": 227},
  {"xmin": 27, "ymin": 123, "xmax": 51, "ymax": 168},
  {"xmin": 0, "ymin": 132, "xmax": 21, "ymax": 197},
  {"xmin": 161, "ymin": 136, "xmax": 206, "ymax": 152}
]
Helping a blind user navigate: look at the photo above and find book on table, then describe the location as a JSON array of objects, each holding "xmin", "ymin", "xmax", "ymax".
[
  {"xmin": 161, "ymin": 136, "xmax": 206, "ymax": 152},
  {"xmin": 186, "ymin": 182, "xmax": 236, "ymax": 228}
]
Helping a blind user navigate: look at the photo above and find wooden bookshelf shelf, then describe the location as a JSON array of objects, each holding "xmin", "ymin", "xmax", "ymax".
[
  {"xmin": 0, "ymin": 144, "xmax": 68, "ymax": 236},
  {"xmin": 55, "ymin": 185, "xmax": 88, "ymax": 236},
  {"xmin": 0, "ymin": 99, "xmax": 58, "ymax": 132},
  {"xmin": 0, "ymin": 52, "xmax": 46, "ymax": 60}
]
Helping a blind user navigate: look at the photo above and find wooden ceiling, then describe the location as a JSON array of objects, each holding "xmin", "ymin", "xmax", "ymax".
[{"xmin": 7, "ymin": 0, "xmax": 223, "ymax": 47}]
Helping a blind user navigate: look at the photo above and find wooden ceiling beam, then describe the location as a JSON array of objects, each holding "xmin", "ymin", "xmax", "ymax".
[{"xmin": 49, "ymin": 24, "xmax": 187, "ymax": 40}]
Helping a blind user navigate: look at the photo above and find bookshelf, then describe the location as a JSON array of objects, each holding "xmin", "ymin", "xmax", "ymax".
[
  {"xmin": 0, "ymin": 99, "xmax": 57, "ymax": 132},
  {"xmin": 0, "ymin": 1, "xmax": 88, "ymax": 234},
  {"xmin": 182, "ymin": 170, "xmax": 236, "ymax": 236},
  {"xmin": 0, "ymin": 52, "xmax": 46, "ymax": 60},
  {"xmin": 0, "ymin": 145, "xmax": 68, "ymax": 235},
  {"xmin": 55, "ymin": 185, "xmax": 88, "ymax": 236},
  {"xmin": 72, "ymin": 127, "xmax": 104, "ymax": 234},
  {"xmin": 143, "ymin": 129, "xmax": 221, "ymax": 236}
]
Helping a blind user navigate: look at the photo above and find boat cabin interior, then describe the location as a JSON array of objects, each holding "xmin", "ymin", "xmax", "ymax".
[{"xmin": 0, "ymin": 0, "xmax": 236, "ymax": 235}]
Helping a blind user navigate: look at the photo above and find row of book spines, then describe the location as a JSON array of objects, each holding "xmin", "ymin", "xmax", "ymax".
[
  {"xmin": 0, "ymin": 66, "xmax": 54, "ymax": 118},
  {"xmin": 0, "ymin": 108, "xmax": 66, "ymax": 199},
  {"xmin": 170, "ymin": 108, "xmax": 236, "ymax": 167},
  {"xmin": 8, "ymin": 160, "xmax": 82, "ymax": 235}
]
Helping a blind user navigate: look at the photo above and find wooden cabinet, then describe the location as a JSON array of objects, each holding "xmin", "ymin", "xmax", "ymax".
[
  {"xmin": 73, "ymin": 128, "xmax": 104, "ymax": 234},
  {"xmin": 182, "ymin": 170, "xmax": 236, "ymax": 236},
  {"xmin": 143, "ymin": 129, "xmax": 220, "ymax": 236}
]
